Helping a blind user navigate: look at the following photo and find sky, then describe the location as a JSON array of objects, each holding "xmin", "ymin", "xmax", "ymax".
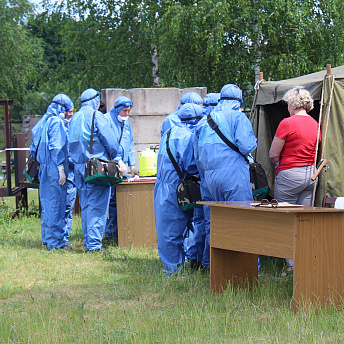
[
  {"xmin": 29, "ymin": 0, "xmax": 61, "ymax": 13},
  {"xmin": 29, "ymin": 0, "xmax": 43, "ymax": 12}
]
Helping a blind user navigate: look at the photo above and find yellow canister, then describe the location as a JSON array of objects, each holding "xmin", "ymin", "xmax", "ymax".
[{"xmin": 139, "ymin": 148, "xmax": 157, "ymax": 176}]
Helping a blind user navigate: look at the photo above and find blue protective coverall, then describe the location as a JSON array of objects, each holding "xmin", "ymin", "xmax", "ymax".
[
  {"xmin": 59, "ymin": 104, "xmax": 77, "ymax": 241},
  {"xmin": 30, "ymin": 94, "xmax": 71, "ymax": 250},
  {"xmin": 160, "ymin": 92, "xmax": 203, "ymax": 137},
  {"xmin": 68, "ymin": 89, "xmax": 122, "ymax": 251},
  {"xmin": 154, "ymin": 103, "xmax": 204, "ymax": 275},
  {"xmin": 184, "ymin": 92, "xmax": 220, "ymax": 267},
  {"xmin": 194, "ymin": 84, "xmax": 257, "ymax": 264},
  {"xmin": 104, "ymin": 96, "xmax": 135, "ymax": 240}
]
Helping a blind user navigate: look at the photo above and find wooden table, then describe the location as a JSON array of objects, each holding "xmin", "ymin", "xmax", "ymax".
[
  {"xmin": 116, "ymin": 179, "xmax": 157, "ymax": 248},
  {"xmin": 201, "ymin": 201, "xmax": 344, "ymax": 311}
]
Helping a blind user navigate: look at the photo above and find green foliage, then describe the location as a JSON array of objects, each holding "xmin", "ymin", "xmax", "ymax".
[
  {"xmin": 2, "ymin": 0, "xmax": 344, "ymax": 117},
  {"xmin": 0, "ymin": 0, "xmax": 44, "ymax": 120},
  {"xmin": 158, "ymin": 0, "xmax": 344, "ymax": 97},
  {"xmin": 158, "ymin": 1, "xmax": 252, "ymax": 91}
]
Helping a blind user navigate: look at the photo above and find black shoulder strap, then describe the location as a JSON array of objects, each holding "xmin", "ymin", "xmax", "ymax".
[
  {"xmin": 166, "ymin": 129, "xmax": 184, "ymax": 180},
  {"xmin": 207, "ymin": 113, "xmax": 249, "ymax": 163},
  {"xmin": 89, "ymin": 111, "xmax": 96, "ymax": 155},
  {"xmin": 118, "ymin": 123, "xmax": 124, "ymax": 144}
]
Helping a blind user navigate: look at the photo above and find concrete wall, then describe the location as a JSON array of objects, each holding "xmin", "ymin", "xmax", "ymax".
[{"xmin": 101, "ymin": 87, "xmax": 207, "ymax": 169}]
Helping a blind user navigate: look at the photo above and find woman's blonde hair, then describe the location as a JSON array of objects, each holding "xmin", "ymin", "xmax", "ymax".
[{"xmin": 283, "ymin": 86, "xmax": 314, "ymax": 112}]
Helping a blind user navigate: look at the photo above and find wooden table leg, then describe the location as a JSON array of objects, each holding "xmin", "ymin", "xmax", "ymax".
[
  {"xmin": 210, "ymin": 247, "xmax": 258, "ymax": 293},
  {"xmin": 293, "ymin": 212, "xmax": 344, "ymax": 311}
]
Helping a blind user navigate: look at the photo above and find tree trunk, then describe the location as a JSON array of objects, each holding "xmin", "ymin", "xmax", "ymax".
[
  {"xmin": 152, "ymin": 47, "xmax": 160, "ymax": 87},
  {"xmin": 252, "ymin": 22, "xmax": 261, "ymax": 83}
]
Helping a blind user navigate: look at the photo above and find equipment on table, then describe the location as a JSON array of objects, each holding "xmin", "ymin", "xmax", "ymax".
[{"xmin": 139, "ymin": 147, "xmax": 157, "ymax": 177}]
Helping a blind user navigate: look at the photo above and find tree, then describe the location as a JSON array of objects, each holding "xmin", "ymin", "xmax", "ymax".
[
  {"xmin": 0, "ymin": 0, "xmax": 44, "ymax": 118},
  {"xmin": 156, "ymin": 0, "xmax": 344, "ymax": 105},
  {"xmin": 38, "ymin": 0, "xmax": 171, "ymax": 92},
  {"xmin": 20, "ymin": 0, "xmax": 344, "ymax": 113}
]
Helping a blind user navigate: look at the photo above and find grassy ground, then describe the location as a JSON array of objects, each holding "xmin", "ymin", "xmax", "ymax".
[{"xmin": 1, "ymin": 199, "xmax": 344, "ymax": 343}]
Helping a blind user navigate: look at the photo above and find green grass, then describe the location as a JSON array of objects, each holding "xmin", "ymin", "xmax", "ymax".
[{"xmin": 1, "ymin": 201, "xmax": 344, "ymax": 343}]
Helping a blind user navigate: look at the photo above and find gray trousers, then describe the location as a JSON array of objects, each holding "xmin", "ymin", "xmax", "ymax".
[{"xmin": 274, "ymin": 165, "xmax": 316, "ymax": 266}]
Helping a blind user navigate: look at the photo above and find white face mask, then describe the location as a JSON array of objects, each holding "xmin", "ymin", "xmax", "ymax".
[{"xmin": 118, "ymin": 115, "xmax": 128, "ymax": 122}]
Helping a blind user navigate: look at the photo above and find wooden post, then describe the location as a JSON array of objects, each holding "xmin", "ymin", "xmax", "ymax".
[
  {"xmin": 74, "ymin": 191, "xmax": 80, "ymax": 215},
  {"xmin": 327, "ymin": 64, "xmax": 332, "ymax": 75},
  {"xmin": 13, "ymin": 133, "xmax": 28, "ymax": 212},
  {"xmin": 311, "ymin": 159, "xmax": 327, "ymax": 181},
  {"xmin": 1, "ymin": 100, "xmax": 14, "ymax": 196}
]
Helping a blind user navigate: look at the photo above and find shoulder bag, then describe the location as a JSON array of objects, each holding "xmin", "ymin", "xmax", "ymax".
[
  {"xmin": 84, "ymin": 111, "xmax": 123, "ymax": 186},
  {"xmin": 166, "ymin": 129, "xmax": 202, "ymax": 211}
]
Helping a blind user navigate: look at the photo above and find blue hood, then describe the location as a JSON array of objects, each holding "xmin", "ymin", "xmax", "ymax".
[
  {"xmin": 203, "ymin": 93, "xmax": 220, "ymax": 107},
  {"xmin": 48, "ymin": 93, "xmax": 74, "ymax": 116},
  {"xmin": 180, "ymin": 92, "xmax": 203, "ymax": 105},
  {"xmin": 113, "ymin": 96, "xmax": 133, "ymax": 117},
  {"xmin": 178, "ymin": 103, "xmax": 203, "ymax": 126},
  {"xmin": 80, "ymin": 88, "xmax": 100, "ymax": 110},
  {"xmin": 216, "ymin": 84, "xmax": 243, "ymax": 111}
]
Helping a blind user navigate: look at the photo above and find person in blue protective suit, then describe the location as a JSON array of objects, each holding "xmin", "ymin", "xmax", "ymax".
[
  {"xmin": 30, "ymin": 93, "xmax": 72, "ymax": 250},
  {"xmin": 160, "ymin": 92, "xmax": 203, "ymax": 137},
  {"xmin": 59, "ymin": 100, "xmax": 76, "ymax": 242},
  {"xmin": 104, "ymin": 96, "xmax": 138, "ymax": 242},
  {"xmin": 68, "ymin": 88, "xmax": 126, "ymax": 252},
  {"xmin": 202, "ymin": 92, "xmax": 220, "ymax": 116},
  {"xmin": 154, "ymin": 103, "xmax": 204, "ymax": 275},
  {"xmin": 184, "ymin": 92, "xmax": 219, "ymax": 269},
  {"xmin": 194, "ymin": 84, "xmax": 257, "ymax": 266}
]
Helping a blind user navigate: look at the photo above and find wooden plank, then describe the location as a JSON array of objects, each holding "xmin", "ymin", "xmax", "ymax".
[
  {"xmin": 199, "ymin": 201, "xmax": 344, "ymax": 213},
  {"xmin": 210, "ymin": 206, "xmax": 294, "ymax": 258}
]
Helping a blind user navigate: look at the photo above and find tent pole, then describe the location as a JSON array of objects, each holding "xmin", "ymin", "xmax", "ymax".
[{"xmin": 327, "ymin": 64, "xmax": 332, "ymax": 75}]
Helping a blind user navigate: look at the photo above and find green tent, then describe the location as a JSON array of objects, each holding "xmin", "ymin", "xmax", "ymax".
[{"xmin": 251, "ymin": 65, "xmax": 344, "ymax": 206}]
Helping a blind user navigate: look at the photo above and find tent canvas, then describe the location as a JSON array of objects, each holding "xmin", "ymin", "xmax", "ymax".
[{"xmin": 251, "ymin": 65, "xmax": 344, "ymax": 206}]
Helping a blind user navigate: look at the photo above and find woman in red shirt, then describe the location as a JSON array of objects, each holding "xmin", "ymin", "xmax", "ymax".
[{"xmin": 269, "ymin": 86, "xmax": 320, "ymax": 275}]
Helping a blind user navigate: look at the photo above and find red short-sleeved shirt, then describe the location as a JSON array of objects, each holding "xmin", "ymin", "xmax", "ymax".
[{"xmin": 275, "ymin": 115, "xmax": 320, "ymax": 173}]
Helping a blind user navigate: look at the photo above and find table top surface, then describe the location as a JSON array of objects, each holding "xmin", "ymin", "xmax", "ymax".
[
  {"xmin": 198, "ymin": 201, "xmax": 344, "ymax": 213},
  {"xmin": 120, "ymin": 178, "xmax": 156, "ymax": 184}
]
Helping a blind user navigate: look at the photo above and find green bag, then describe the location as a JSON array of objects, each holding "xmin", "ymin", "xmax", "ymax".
[{"xmin": 84, "ymin": 157, "xmax": 123, "ymax": 186}]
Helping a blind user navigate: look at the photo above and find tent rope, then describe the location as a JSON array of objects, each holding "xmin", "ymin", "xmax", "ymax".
[
  {"xmin": 312, "ymin": 73, "xmax": 335, "ymax": 206},
  {"xmin": 249, "ymin": 79, "xmax": 264, "ymax": 124}
]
